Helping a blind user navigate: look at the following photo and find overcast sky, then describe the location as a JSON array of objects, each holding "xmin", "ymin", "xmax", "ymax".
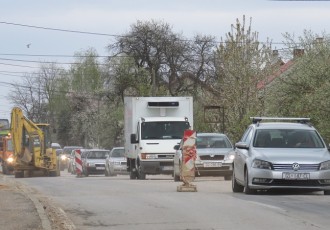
[{"xmin": 1, "ymin": 0, "xmax": 330, "ymax": 120}]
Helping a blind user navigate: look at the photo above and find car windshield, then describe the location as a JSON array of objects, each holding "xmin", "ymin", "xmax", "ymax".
[
  {"xmin": 111, "ymin": 148, "xmax": 125, "ymax": 157},
  {"xmin": 197, "ymin": 136, "xmax": 232, "ymax": 149},
  {"xmin": 253, "ymin": 129, "xmax": 325, "ymax": 148},
  {"xmin": 141, "ymin": 121, "xmax": 190, "ymax": 140},
  {"xmin": 88, "ymin": 151, "xmax": 109, "ymax": 159}
]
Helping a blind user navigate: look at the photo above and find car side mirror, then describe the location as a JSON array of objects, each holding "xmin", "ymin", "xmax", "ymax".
[
  {"xmin": 235, "ymin": 142, "xmax": 249, "ymax": 150},
  {"xmin": 174, "ymin": 144, "xmax": 180, "ymax": 150}
]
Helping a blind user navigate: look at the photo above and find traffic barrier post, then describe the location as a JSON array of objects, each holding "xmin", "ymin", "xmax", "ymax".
[
  {"xmin": 177, "ymin": 129, "xmax": 197, "ymax": 192},
  {"xmin": 75, "ymin": 149, "xmax": 83, "ymax": 177}
]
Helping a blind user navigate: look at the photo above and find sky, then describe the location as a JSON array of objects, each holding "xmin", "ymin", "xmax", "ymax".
[{"xmin": 1, "ymin": 0, "xmax": 330, "ymax": 120}]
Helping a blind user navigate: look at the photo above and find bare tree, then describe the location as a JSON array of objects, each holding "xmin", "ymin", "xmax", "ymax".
[{"xmin": 214, "ymin": 16, "xmax": 273, "ymax": 141}]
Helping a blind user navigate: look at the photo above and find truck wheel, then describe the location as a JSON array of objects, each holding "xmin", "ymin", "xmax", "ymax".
[
  {"xmin": 15, "ymin": 171, "xmax": 24, "ymax": 178},
  {"xmin": 49, "ymin": 170, "xmax": 57, "ymax": 177},
  {"xmin": 2, "ymin": 163, "xmax": 8, "ymax": 175},
  {"xmin": 130, "ymin": 170, "xmax": 137, "ymax": 179},
  {"xmin": 138, "ymin": 166, "xmax": 146, "ymax": 180}
]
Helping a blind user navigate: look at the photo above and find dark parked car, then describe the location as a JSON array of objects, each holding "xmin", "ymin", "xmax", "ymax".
[{"xmin": 82, "ymin": 149, "xmax": 110, "ymax": 176}]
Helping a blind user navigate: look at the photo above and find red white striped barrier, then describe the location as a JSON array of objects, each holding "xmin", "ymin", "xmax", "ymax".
[
  {"xmin": 181, "ymin": 129, "xmax": 197, "ymax": 185},
  {"xmin": 75, "ymin": 149, "xmax": 83, "ymax": 177}
]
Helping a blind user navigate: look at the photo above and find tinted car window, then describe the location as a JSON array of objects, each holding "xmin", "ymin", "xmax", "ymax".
[{"xmin": 253, "ymin": 129, "xmax": 324, "ymax": 148}]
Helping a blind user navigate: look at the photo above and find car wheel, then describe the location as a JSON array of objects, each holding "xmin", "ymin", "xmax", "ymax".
[
  {"xmin": 224, "ymin": 175, "xmax": 232, "ymax": 181},
  {"xmin": 244, "ymin": 170, "xmax": 255, "ymax": 194},
  {"xmin": 324, "ymin": 190, "xmax": 330, "ymax": 195},
  {"xmin": 174, "ymin": 170, "xmax": 180, "ymax": 182},
  {"xmin": 105, "ymin": 167, "xmax": 109, "ymax": 176},
  {"xmin": 232, "ymin": 169, "xmax": 244, "ymax": 193}
]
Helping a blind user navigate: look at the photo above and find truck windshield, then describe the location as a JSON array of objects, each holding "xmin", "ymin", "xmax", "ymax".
[
  {"xmin": 141, "ymin": 121, "xmax": 190, "ymax": 140},
  {"xmin": 0, "ymin": 119, "xmax": 9, "ymax": 130}
]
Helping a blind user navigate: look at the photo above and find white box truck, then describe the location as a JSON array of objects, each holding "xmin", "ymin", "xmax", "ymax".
[{"xmin": 124, "ymin": 96, "xmax": 193, "ymax": 179}]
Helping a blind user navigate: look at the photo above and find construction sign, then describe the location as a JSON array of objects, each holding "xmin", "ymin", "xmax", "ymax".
[{"xmin": 177, "ymin": 129, "xmax": 197, "ymax": 192}]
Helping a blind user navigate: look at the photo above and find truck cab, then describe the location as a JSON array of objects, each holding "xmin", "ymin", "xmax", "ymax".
[{"xmin": 124, "ymin": 97, "xmax": 193, "ymax": 180}]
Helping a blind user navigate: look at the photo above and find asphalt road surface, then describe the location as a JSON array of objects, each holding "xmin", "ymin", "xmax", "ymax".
[{"xmin": 7, "ymin": 171, "xmax": 330, "ymax": 230}]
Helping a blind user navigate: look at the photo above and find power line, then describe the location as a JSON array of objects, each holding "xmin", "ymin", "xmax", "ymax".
[
  {"xmin": 0, "ymin": 21, "xmax": 123, "ymax": 37},
  {"xmin": 0, "ymin": 53, "xmax": 110, "ymax": 58},
  {"xmin": 0, "ymin": 20, "xmax": 295, "ymax": 45}
]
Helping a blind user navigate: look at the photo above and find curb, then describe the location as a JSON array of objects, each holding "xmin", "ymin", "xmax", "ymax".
[{"xmin": 1, "ymin": 175, "xmax": 76, "ymax": 230}]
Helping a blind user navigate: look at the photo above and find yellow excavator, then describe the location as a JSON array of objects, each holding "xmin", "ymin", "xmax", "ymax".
[{"xmin": 11, "ymin": 107, "xmax": 60, "ymax": 178}]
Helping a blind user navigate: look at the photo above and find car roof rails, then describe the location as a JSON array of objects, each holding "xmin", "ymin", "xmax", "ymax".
[{"xmin": 250, "ymin": 117, "xmax": 311, "ymax": 126}]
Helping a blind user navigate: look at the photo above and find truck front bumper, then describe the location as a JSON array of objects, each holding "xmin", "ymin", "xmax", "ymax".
[{"xmin": 140, "ymin": 161, "xmax": 174, "ymax": 175}]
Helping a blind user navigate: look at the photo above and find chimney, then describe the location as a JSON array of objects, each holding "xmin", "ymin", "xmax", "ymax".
[
  {"xmin": 272, "ymin": 50, "xmax": 279, "ymax": 57},
  {"xmin": 293, "ymin": 49, "xmax": 304, "ymax": 59},
  {"xmin": 315, "ymin": 37, "xmax": 324, "ymax": 44}
]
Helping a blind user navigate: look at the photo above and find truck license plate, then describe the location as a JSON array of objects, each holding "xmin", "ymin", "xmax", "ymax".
[
  {"xmin": 282, "ymin": 172, "xmax": 310, "ymax": 180},
  {"xmin": 96, "ymin": 167, "xmax": 105, "ymax": 170},
  {"xmin": 162, "ymin": 166, "xmax": 173, "ymax": 171},
  {"xmin": 203, "ymin": 162, "xmax": 222, "ymax": 167}
]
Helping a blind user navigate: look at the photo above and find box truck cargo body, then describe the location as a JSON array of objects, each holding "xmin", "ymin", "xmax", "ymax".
[{"xmin": 124, "ymin": 97, "xmax": 193, "ymax": 179}]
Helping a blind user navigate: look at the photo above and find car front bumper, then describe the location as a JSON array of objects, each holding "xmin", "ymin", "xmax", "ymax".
[
  {"xmin": 248, "ymin": 168, "xmax": 330, "ymax": 190},
  {"xmin": 86, "ymin": 165, "xmax": 106, "ymax": 174},
  {"xmin": 195, "ymin": 161, "xmax": 232, "ymax": 176}
]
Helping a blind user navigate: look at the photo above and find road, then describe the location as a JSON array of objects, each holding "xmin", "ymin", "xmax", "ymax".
[{"xmin": 8, "ymin": 171, "xmax": 330, "ymax": 230}]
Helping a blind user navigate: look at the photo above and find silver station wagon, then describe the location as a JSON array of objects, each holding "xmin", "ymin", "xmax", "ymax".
[{"xmin": 232, "ymin": 117, "xmax": 330, "ymax": 195}]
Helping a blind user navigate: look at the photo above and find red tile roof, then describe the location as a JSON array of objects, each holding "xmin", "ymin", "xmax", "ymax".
[{"xmin": 257, "ymin": 60, "xmax": 294, "ymax": 89}]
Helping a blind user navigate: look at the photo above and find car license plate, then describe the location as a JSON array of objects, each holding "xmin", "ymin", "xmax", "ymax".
[
  {"xmin": 282, "ymin": 172, "xmax": 310, "ymax": 180},
  {"xmin": 203, "ymin": 162, "xmax": 222, "ymax": 167},
  {"xmin": 96, "ymin": 167, "xmax": 105, "ymax": 170},
  {"xmin": 162, "ymin": 166, "xmax": 173, "ymax": 170}
]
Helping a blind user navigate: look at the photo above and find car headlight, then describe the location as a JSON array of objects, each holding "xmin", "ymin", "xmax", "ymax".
[
  {"xmin": 225, "ymin": 153, "xmax": 235, "ymax": 161},
  {"xmin": 60, "ymin": 155, "xmax": 67, "ymax": 160},
  {"xmin": 320, "ymin": 161, "xmax": 330, "ymax": 170},
  {"xmin": 6, "ymin": 157, "xmax": 14, "ymax": 163},
  {"xmin": 252, "ymin": 159, "xmax": 272, "ymax": 170}
]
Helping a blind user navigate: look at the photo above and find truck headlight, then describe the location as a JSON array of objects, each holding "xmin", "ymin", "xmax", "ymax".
[
  {"xmin": 320, "ymin": 161, "xmax": 330, "ymax": 170},
  {"xmin": 252, "ymin": 159, "xmax": 272, "ymax": 170},
  {"xmin": 60, "ymin": 155, "xmax": 67, "ymax": 161}
]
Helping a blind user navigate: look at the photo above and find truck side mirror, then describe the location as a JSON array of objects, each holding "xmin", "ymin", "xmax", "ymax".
[{"xmin": 130, "ymin": 134, "xmax": 138, "ymax": 144}]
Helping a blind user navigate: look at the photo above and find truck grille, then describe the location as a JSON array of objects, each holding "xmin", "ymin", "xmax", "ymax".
[{"xmin": 158, "ymin": 154, "xmax": 174, "ymax": 159}]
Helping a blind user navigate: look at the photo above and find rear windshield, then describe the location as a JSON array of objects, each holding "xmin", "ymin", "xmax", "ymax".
[{"xmin": 253, "ymin": 129, "xmax": 325, "ymax": 148}]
